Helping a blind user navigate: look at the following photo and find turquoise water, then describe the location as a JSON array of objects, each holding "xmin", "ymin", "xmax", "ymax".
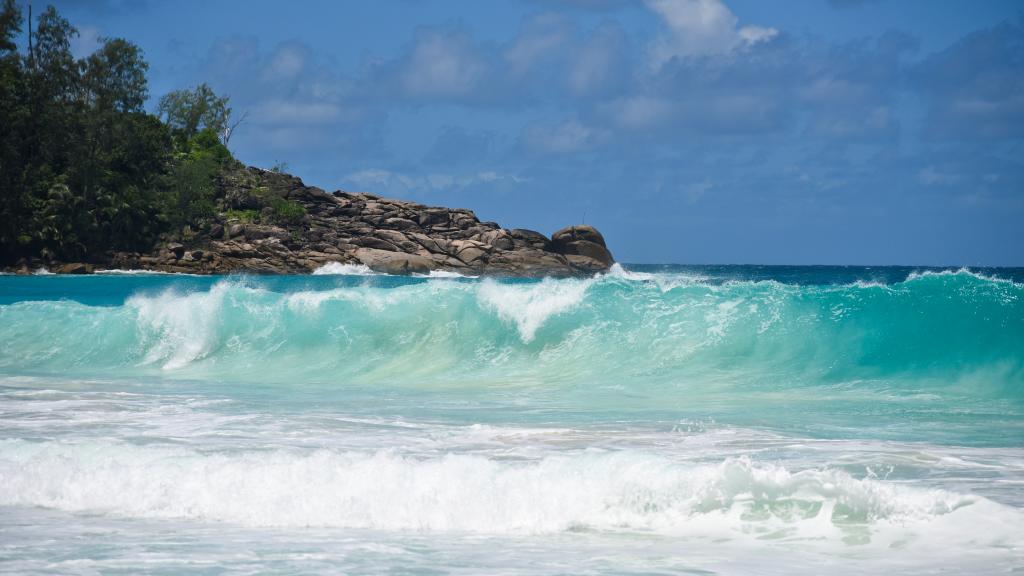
[{"xmin": 1, "ymin": 265, "xmax": 1022, "ymax": 574}]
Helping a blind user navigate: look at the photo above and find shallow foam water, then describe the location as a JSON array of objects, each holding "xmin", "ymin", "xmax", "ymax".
[{"xmin": 0, "ymin": 265, "xmax": 1022, "ymax": 574}]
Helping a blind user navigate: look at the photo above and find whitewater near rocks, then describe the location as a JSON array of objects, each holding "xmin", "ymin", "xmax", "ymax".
[{"xmin": 0, "ymin": 265, "xmax": 1022, "ymax": 574}]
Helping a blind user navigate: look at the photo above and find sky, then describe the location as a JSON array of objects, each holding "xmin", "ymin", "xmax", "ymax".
[{"xmin": 31, "ymin": 0, "xmax": 1024, "ymax": 265}]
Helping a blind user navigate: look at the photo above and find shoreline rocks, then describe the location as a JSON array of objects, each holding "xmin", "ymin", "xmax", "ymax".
[{"xmin": 12, "ymin": 165, "xmax": 614, "ymax": 277}]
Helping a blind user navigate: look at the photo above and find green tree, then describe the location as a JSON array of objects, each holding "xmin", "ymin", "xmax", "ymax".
[
  {"xmin": 0, "ymin": 0, "xmax": 17, "ymax": 53},
  {"xmin": 0, "ymin": 0, "xmax": 27, "ymax": 260},
  {"xmin": 11, "ymin": 7, "xmax": 175, "ymax": 261},
  {"xmin": 36, "ymin": 180, "xmax": 87, "ymax": 259},
  {"xmin": 82, "ymin": 37, "xmax": 148, "ymax": 113},
  {"xmin": 164, "ymin": 128, "xmax": 234, "ymax": 230},
  {"xmin": 30, "ymin": 6, "xmax": 78, "ymax": 99},
  {"xmin": 16, "ymin": 6, "xmax": 83, "ymax": 260},
  {"xmin": 0, "ymin": 4, "xmax": 245, "ymax": 266},
  {"xmin": 68, "ymin": 36, "xmax": 168, "ymax": 253},
  {"xmin": 157, "ymin": 83, "xmax": 232, "ymax": 146},
  {"xmin": 84, "ymin": 111, "xmax": 173, "ymax": 252}
]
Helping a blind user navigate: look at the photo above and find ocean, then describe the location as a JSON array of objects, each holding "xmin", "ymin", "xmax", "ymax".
[{"xmin": 1, "ymin": 264, "xmax": 1022, "ymax": 574}]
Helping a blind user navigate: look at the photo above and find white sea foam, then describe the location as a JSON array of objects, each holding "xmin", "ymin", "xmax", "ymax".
[
  {"xmin": 283, "ymin": 287, "xmax": 406, "ymax": 313},
  {"xmin": 905, "ymin": 267, "xmax": 1021, "ymax": 286},
  {"xmin": 422, "ymin": 269, "xmax": 478, "ymax": 279},
  {"xmin": 127, "ymin": 283, "xmax": 256, "ymax": 370},
  {"xmin": 1, "ymin": 440, "xmax": 1017, "ymax": 541},
  {"xmin": 32, "ymin": 267, "xmax": 53, "ymax": 275},
  {"xmin": 95, "ymin": 269, "xmax": 178, "ymax": 275},
  {"xmin": 477, "ymin": 278, "xmax": 592, "ymax": 342},
  {"xmin": 605, "ymin": 263, "xmax": 656, "ymax": 281},
  {"xmin": 312, "ymin": 262, "xmax": 379, "ymax": 276},
  {"xmin": 286, "ymin": 280, "xmax": 465, "ymax": 314},
  {"xmin": 848, "ymin": 280, "xmax": 891, "ymax": 289},
  {"xmin": 603, "ymin": 263, "xmax": 712, "ymax": 292},
  {"xmin": 704, "ymin": 299, "xmax": 742, "ymax": 340}
]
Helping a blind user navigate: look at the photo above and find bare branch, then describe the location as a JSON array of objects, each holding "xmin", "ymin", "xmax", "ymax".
[{"xmin": 223, "ymin": 109, "xmax": 249, "ymax": 145}]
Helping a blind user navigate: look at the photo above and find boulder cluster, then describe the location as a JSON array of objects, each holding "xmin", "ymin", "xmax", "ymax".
[{"xmin": 101, "ymin": 165, "xmax": 614, "ymax": 276}]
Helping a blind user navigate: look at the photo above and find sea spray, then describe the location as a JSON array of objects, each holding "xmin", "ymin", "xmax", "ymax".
[
  {"xmin": 311, "ymin": 262, "xmax": 379, "ymax": 276},
  {"xmin": 477, "ymin": 277, "xmax": 593, "ymax": 342}
]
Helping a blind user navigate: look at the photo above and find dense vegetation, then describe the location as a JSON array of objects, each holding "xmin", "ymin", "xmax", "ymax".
[{"xmin": 0, "ymin": 2, "xmax": 299, "ymax": 267}]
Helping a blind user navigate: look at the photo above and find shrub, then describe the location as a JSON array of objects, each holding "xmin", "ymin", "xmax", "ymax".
[
  {"xmin": 224, "ymin": 209, "xmax": 259, "ymax": 223},
  {"xmin": 269, "ymin": 196, "xmax": 305, "ymax": 225}
]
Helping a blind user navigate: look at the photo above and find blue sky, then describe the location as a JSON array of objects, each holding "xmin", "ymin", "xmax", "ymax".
[{"xmin": 39, "ymin": 0, "xmax": 1024, "ymax": 264}]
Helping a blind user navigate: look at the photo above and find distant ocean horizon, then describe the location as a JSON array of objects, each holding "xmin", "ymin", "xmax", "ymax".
[{"xmin": 1, "ymin": 264, "xmax": 1022, "ymax": 574}]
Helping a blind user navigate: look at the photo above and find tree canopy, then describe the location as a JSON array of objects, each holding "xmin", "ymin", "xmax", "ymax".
[
  {"xmin": 0, "ymin": 2, "xmax": 240, "ymax": 265},
  {"xmin": 157, "ymin": 83, "xmax": 232, "ymax": 144}
]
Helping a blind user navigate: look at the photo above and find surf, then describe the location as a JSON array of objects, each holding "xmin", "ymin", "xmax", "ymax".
[
  {"xmin": 0, "ymin": 267, "xmax": 1020, "ymax": 392},
  {"xmin": 3, "ymin": 437, "xmax": 1018, "ymax": 541}
]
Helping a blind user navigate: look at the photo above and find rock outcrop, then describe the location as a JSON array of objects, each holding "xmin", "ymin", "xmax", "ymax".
[
  {"xmin": 93, "ymin": 165, "xmax": 614, "ymax": 277},
  {"xmin": 53, "ymin": 262, "xmax": 94, "ymax": 275}
]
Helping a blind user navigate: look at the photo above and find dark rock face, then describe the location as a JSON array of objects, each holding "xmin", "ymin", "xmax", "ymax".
[
  {"xmin": 550, "ymin": 225, "xmax": 615, "ymax": 271},
  {"xmin": 59, "ymin": 165, "xmax": 616, "ymax": 277},
  {"xmin": 54, "ymin": 262, "xmax": 94, "ymax": 274},
  {"xmin": 551, "ymin": 224, "xmax": 606, "ymax": 248}
]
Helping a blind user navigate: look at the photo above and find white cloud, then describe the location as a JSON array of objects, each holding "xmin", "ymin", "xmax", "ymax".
[
  {"xmin": 738, "ymin": 25, "xmax": 778, "ymax": 45},
  {"xmin": 344, "ymin": 169, "xmax": 527, "ymax": 196},
  {"xmin": 606, "ymin": 96, "xmax": 676, "ymax": 130},
  {"xmin": 521, "ymin": 119, "xmax": 604, "ymax": 153},
  {"xmin": 400, "ymin": 31, "xmax": 487, "ymax": 97},
  {"xmin": 800, "ymin": 77, "xmax": 871, "ymax": 105},
  {"xmin": 686, "ymin": 179, "xmax": 714, "ymax": 202},
  {"xmin": 261, "ymin": 42, "xmax": 309, "ymax": 82},
  {"xmin": 343, "ymin": 169, "xmax": 393, "ymax": 188},
  {"xmin": 918, "ymin": 166, "xmax": 960, "ymax": 187},
  {"xmin": 645, "ymin": 0, "xmax": 777, "ymax": 66},
  {"xmin": 568, "ymin": 23, "xmax": 626, "ymax": 96},
  {"xmin": 196, "ymin": 37, "xmax": 375, "ymax": 157},
  {"xmin": 253, "ymin": 100, "xmax": 344, "ymax": 124},
  {"xmin": 503, "ymin": 13, "xmax": 570, "ymax": 78}
]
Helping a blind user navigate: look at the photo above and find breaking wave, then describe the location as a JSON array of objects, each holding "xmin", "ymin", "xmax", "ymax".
[
  {"xmin": 2, "ymin": 438, "xmax": 1018, "ymax": 542},
  {"xmin": 4, "ymin": 266, "xmax": 1019, "ymax": 387},
  {"xmin": 0, "ymin": 268, "xmax": 1021, "ymax": 396},
  {"xmin": 312, "ymin": 262, "xmax": 379, "ymax": 276}
]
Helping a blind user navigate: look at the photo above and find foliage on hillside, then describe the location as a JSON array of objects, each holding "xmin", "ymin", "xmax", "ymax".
[{"xmin": 0, "ymin": 1, "xmax": 294, "ymax": 265}]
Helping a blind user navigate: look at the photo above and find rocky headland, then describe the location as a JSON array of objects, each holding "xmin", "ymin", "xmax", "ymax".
[{"xmin": 24, "ymin": 165, "xmax": 614, "ymax": 277}]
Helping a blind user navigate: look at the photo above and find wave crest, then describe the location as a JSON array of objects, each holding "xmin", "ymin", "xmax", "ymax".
[
  {"xmin": 312, "ymin": 262, "xmax": 378, "ymax": 276},
  {"xmin": 0, "ymin": 271, "xmax": 1020, "ymax": 393},
  {"xmin": 477, "ymin": 278, "xmax": 592, "ymax": 342}
]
